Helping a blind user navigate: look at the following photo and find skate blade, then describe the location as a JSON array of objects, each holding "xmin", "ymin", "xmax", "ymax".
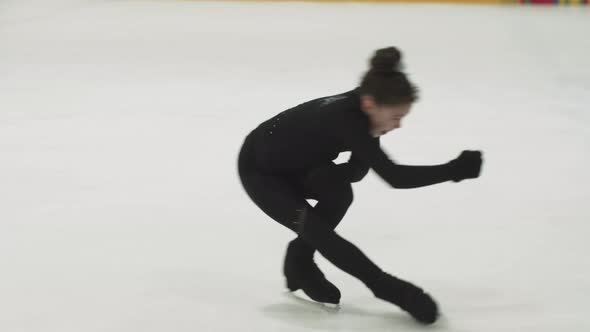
[{"xmin": 284, "ymin": 291, "xmax": 341, "ymax": 312}]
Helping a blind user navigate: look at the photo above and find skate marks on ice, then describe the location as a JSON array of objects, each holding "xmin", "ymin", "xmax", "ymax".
[{"xmin": 260, "ymin": 292, "xmax": 451, "ymax": 331}]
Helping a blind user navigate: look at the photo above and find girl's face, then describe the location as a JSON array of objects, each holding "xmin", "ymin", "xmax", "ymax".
[{"xmin": 361, "ymin": 95, "xmax": 411, "ymax": 137}]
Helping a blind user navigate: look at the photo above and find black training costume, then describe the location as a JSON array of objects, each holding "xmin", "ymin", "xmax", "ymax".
[{"xmin": 237, "ymin": 88, "xmax": 455, "ymax": 289}]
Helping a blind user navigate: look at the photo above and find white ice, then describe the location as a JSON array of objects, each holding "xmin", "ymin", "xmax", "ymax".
[{"xmin": 1, "ymin": 1, "xmax": 589, "ymax": 331}]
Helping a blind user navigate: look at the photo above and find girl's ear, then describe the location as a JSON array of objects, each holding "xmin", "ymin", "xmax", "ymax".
[{"xmin": 361, "ymin": 95, "xmax": 376, "ymax": 114}]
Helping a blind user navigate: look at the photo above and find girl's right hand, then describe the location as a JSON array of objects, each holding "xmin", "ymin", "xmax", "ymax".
[{"xmin": 448, "ymin": 150, "xmax": 483, "ymax": 182}]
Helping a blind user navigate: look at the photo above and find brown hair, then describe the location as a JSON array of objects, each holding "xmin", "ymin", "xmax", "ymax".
[{"xmin": 359, "ymin": 47, "xmax": 419, "ymax": 105}]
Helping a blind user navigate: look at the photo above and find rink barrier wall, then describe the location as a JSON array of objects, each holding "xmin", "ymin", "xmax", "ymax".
[
  {"xmin": 521, "ymin": 0, "xmax": 588, "ymax": 4},
  {"xmin": 201, "ymin": 0, "xmax": 588, "ymax": 4}
]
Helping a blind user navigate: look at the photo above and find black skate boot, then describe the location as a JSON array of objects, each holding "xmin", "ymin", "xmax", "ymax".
[
  {"xmin": 283, "ymin": 240, "xmax": 341, "ymax": 304},
  {"xmin": 369, "ymin": 272, "xmax": 439, "ymax": 324}
]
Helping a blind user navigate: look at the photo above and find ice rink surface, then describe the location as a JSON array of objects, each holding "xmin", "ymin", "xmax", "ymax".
[{"xmin": 1, "ymin": 1, "xmax": 589, "ymax": 331}]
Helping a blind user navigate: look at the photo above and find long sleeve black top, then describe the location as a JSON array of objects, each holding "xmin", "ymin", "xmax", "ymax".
[{"xmin": 250, "ymin": 88, "xmax": 454, "ymax": 189}]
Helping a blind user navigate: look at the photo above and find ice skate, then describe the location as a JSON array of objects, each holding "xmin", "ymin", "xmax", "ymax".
[
  {"xmin": 369, "ymin": 272, "xmax": 439, "ymax": 324},
  {"xmin": 283, "ymin": 241, "xmax": 341, "ymax": 304}
]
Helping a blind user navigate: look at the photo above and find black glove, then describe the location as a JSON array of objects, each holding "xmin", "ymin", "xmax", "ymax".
[{"xmin": 448, "ymin": 150, "xmax": 483, "ymax": 182}]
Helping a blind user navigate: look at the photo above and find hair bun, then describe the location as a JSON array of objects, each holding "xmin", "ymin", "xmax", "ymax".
[{"xmin": 370, "ymin": 47, "xmax": 402, "ymax": 73}]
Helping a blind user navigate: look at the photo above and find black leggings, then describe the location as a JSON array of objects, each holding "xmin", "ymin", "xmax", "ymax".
[{"xmin": 237, "ymin": 132, "xmax": 384, "ymax": 287}]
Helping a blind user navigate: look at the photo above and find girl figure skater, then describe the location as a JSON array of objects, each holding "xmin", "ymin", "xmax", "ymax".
[{"xmin": 237, "ymin": 47, "xmax": 483, "ymax": 324}]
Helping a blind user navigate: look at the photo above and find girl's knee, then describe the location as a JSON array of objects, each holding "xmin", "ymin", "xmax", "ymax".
[
  {"xmin": 307, "ymin": 179, "xmax": 353, "ymax": 203},
  {"xmin": 298, "ymin": 217, "xmax": 336, "ymax": 246}
]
